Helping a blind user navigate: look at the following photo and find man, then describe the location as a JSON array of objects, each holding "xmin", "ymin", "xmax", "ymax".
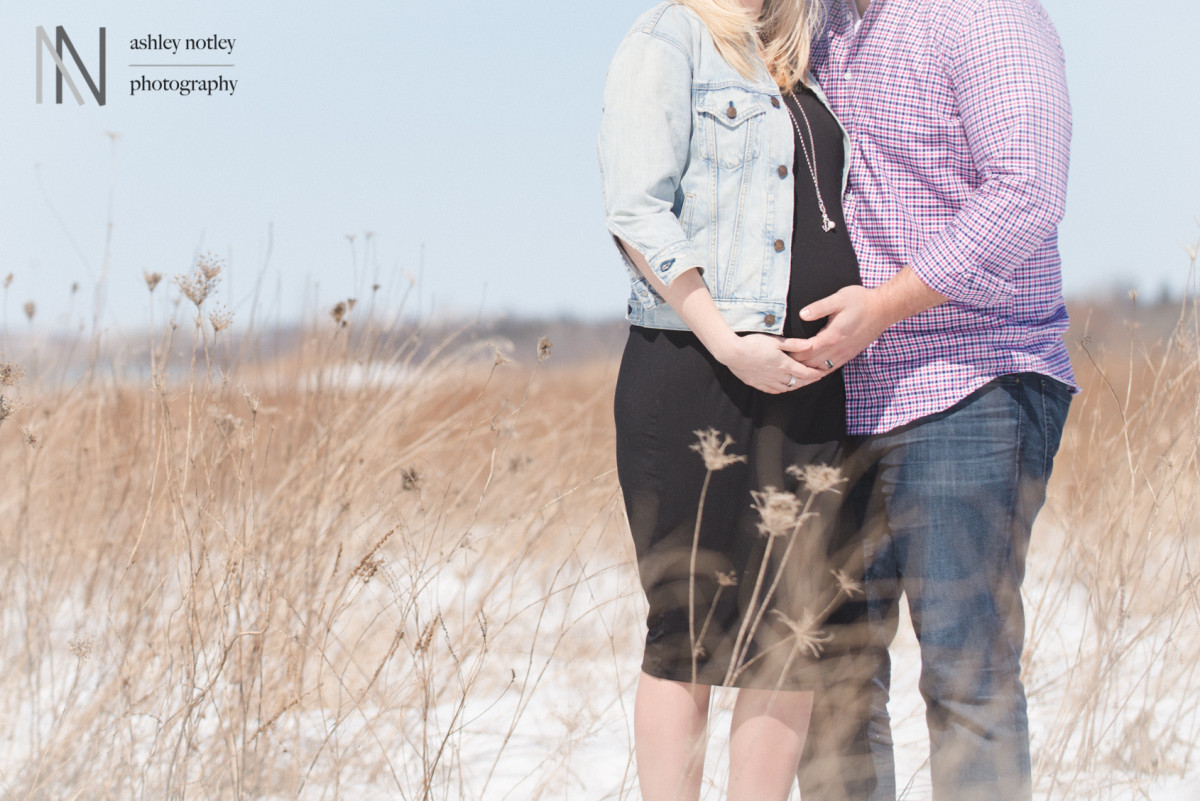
[{"xmin": 788, "ymin": 1, "xmax": 1075, "ymax": 799}]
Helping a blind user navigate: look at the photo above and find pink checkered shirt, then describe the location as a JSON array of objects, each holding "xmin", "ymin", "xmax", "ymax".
[{"xmin": 811, "ymin": 0, "xmax": 1076, "ymax": 435}]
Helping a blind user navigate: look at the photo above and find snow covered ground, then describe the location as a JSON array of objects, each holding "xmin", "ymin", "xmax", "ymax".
[
  {"xmin": 383, "ymin": 522, "xmax": 1199, "ymax": 801},
  {"xmin": 4, "ymin": 515, "xmax": 1195, "ymax": 800}
]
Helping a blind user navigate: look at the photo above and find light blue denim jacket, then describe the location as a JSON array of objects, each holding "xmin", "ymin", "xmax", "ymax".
[{"xmin": 598, "ymin": 2, "xmax": 850, "ymax": 335}]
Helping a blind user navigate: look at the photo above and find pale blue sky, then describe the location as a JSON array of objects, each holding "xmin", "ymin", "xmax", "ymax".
[{"xmin": 2, "ymin": 0, "xmax": 1199, "ymax": 335}]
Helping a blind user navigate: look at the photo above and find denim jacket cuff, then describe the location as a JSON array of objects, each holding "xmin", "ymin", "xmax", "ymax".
[{"xmin": 644, "ymin": 239, "xmax": 701, "ymax": 287}]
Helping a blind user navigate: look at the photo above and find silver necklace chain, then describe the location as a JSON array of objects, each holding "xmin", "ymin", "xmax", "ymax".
[{"xmin": 783, "ymin": 91, "xmax": 836, "ymax": 233}]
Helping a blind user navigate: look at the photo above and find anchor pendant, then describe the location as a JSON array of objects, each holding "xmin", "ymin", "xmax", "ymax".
[{"xmin": 821, "ymin": 216, "xmax": 836, "ymax": 233}]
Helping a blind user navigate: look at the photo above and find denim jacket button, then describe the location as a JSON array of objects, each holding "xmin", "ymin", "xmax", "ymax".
[
  {"xmin": 726, "ymin": 103, "xmax": 737, "ymax": 119},
  {"xmin": 771, "ymin": 97, "xmax": 781, "ymax": 108},
  {"xmin": 764, "ymin": 313, "xmax": 777, "ymax": 325},
  {"xmin": 778, "ymin": 165, "xmax": 788, "ymax": 178},
  {"xmin": 774, "ymin": 239, "xmax": 785, "ymax": 252}
]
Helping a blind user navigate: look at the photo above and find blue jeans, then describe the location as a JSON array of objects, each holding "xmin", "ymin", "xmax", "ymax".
[{"xmin": 798, "ymin": 373, "xmax": 1071, "ymax": 801}]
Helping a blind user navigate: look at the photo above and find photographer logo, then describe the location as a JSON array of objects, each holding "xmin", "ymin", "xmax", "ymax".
[{"xmin": 35, "ymin": 26, "xmax": 106, "ymax": 106}]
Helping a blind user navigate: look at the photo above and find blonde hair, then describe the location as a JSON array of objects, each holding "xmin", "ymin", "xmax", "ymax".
[{"xmin": 675, "ymin": 0, "xmax": 819, "ymax": 92}]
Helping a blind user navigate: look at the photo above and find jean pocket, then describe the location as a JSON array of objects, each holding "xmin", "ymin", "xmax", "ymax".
[
  {"xmin": 1039, "ymin": 375, "xmax": 1074, "ymax": 404},
  {"xmin": 696, "ymin": 86, "xmax": 767, "ymax": 170}
]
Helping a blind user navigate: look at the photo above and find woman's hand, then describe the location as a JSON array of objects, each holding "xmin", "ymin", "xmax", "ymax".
[
  {"xmin": 613, "ymin": 238, "xmax": 829, "ymax": 393},
  {"xmin": 711, "ymin": 333, "xmax": 825, "ymax": 394}
]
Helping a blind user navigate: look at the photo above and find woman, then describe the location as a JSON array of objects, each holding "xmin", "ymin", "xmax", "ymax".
[{"xmin": 597, "ymin": 0, "xmax": 861, "ymax": 798}]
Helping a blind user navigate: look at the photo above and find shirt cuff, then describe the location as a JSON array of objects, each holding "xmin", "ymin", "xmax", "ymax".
[{"xmin": 909, "ymin": 228, "xmax": 1014, "ymax": 308}]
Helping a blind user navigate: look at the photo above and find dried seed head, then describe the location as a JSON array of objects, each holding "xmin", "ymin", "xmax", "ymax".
[
  {"xmin": 0, "ymin": 357, "xmax": 25, "ymax": 387},
  {"xmin": 716, "ymin": 570, "xmax": 739, "ymax": 588},
  {"xmin": 750, "ymin": 486, "xmax": 803, "ymax": 538},
  {"xmin": 355, "ymin": 556, "xmax": 383, "ymax": 583},
  {"xmin": 493, "ymin": 347, "xmax": 512, "ymax": 366},
  {"xmin": 71, "ymin": 282, "xmax": 80, "ymax": 295},
  {"xmin": 415, "ymin": 618, "xmax": 437, "ymax": 653},
  {"xmin": 331, "ymin": 298, "xmax": 357, "ymax": 327},
  {"xmin": 352, "ymin": 528, "xmax": 395, "ymax": 584},
  {"xmin": 69, "ymin": 637, "xmax": 95, "ymax": 661},
  {"xmin": 537, "ymin": 336, "xmax": 552, "ymax": 362},
  {"xmin": 832, "ymin": 569, "xmax": 863, "ymax": 598},
  {"xmin": 23, "ymin": 301, "xmax": 35, "ymax": 321},
  {"xmin": 176, "ymin": 253, "xmax": 223, "ymax": 308},
  {"xmin": 787, "ymin": 463, "xmax": 846, "ymax": 495},
  {"xmin": 1187, "ymin": 243, "xmax": 1199, "ymax": 263},
  {"xmin": 2, "ymin": 274, "xmax": 11, "ymax": 289},
  {"xmin": 179, "ymin": 279, "xmax": 209, "ymax": 306},
  {"xmin": 243, "ymin": 389, "xmax": 260, "ymax": 414},
  {"xmin": 690, "ymin": 428, "xmax": 747, "ymax": 472},
  {"xmin": 402, "ymin": 467, "xmax": 421, "ymax": 491},
  {"xmin": 22, "ymin": 426, "xmax": 39, "ymax": 448},
  {"xmin": 770, "ymin": 609, "xmax": 832, "ymax": 658},
  {"xmin": 198, "ymin": 252, "xmax": 223, "ymax": 281},
  {"xmin": 0, "ymin": 395, "xmax": 13, "ymax": 423},
  {"xmin": 144, "ymin": 271, "xmax": 163, "ymax": 292},
  {"xmin": 209, "ymin": 305, "xmax": 233, "ymax": 332}
]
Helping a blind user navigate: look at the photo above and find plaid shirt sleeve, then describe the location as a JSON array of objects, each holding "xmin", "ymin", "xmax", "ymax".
[{"xmin": 908, "ymin": 0, "xmax": 1072, "ymax": 308}]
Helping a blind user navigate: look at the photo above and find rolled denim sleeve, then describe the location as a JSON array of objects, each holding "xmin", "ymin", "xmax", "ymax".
[
  {"xmin": 597, "ymin": 26, "xmax": 701, "ymax": 289},
  {"xmin": 908, "ymin": 0, "xmax": 1072, "ymax": 307}
]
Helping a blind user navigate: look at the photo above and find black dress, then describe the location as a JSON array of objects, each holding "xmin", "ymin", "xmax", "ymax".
[{"xmin": 614, "ymin": 84, "xmax": 861, "ymax": 689}]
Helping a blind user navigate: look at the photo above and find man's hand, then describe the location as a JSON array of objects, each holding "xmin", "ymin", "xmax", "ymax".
[
  {"xmin": 792, "ymin": 285, "xmax": 891, "ymax": 371},
  {"xmin": 792, "ymin": 267, "xmax": 949, "ymax": 371}
]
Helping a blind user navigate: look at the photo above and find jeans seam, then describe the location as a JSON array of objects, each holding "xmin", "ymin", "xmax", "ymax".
[
  {"xmin": 1000, "ymin": 383, "xmax": 1026, "ymax": 670},
  {"xmin": 1040, "ymin": 378, "xmax": 1053, "ymax": 473}
]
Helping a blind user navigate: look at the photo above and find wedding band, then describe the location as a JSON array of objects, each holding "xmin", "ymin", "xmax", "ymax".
[
  {"xmin": 787, "ymin": 375, "xmax": 796, "ymax": 388},
  {"xmin": 823, "ymin": 359, "xmax": 835, "ymax": 370}
]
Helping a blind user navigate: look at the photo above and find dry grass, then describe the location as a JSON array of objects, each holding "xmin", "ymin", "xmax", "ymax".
[
  {"xmin": 1022, "ymin": 290, "xmax": 1200, "ymax": 798},
  {"xmin": 1, "ymin": 254, "xmax": 1199, "ymax": 799},
  {"xmin": 0, "ymin": 285, "xmax": 636, "ymax": 798}
]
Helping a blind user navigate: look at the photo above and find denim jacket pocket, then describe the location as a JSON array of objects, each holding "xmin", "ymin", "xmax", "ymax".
[{"xmin": 696, "ymin": 87, "xmax": 768, "ymax": 170}]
